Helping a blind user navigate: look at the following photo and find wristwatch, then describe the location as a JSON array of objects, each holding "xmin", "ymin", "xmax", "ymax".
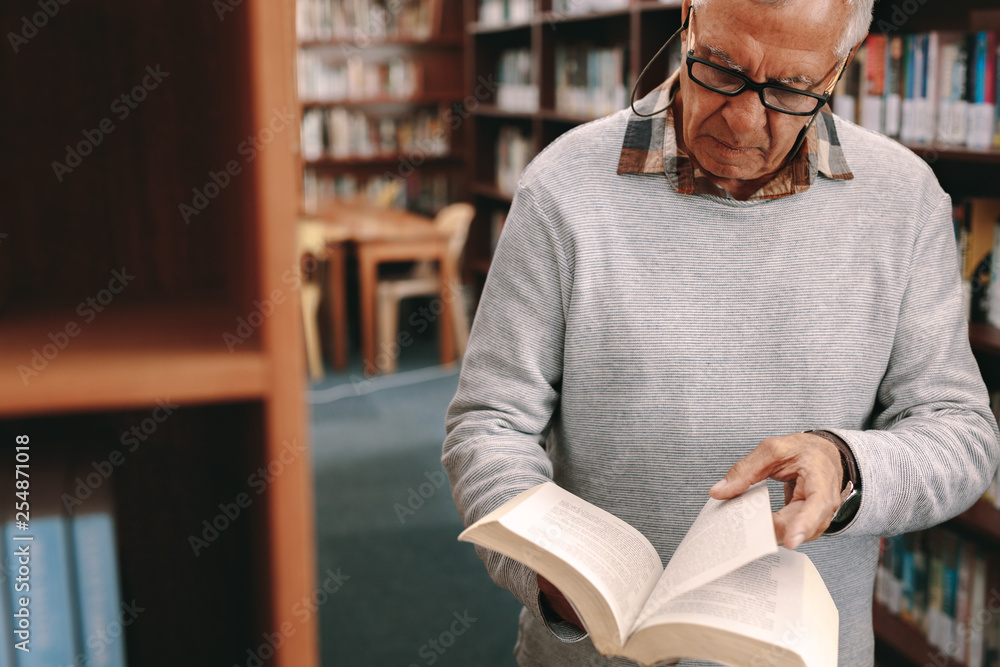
[{"xmin": 805, "ymin": 429, "xmax": 862, "ymax": 529}]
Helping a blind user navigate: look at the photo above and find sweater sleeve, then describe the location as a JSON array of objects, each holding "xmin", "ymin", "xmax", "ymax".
[
  {"xmin": 827, "ymin": 191, "xmax": 1000, "ymax": 537},
  {"xmin": 442, "ymin": 183, "xmax": 585, "ymax": 641}
]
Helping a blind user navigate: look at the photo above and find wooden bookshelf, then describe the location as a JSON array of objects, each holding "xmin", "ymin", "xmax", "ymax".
[
  {"xmin": 297, "ymin": 0, "xmax": 467, "ymax": 215},
  {"xmin": 0, "ymin": 1, "xmax": 317, "ymax": 665},
  {"xmin": 873, "ymin": 601, "xmax": 963, "ymax": 667},
  {"xmin": 950, "ymin": 498, "xmax": 1000, "ymax": 546}
]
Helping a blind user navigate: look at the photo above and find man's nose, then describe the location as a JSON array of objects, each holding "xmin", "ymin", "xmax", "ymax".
[{"xmin": 720, "ymin": 89, "xmax": 768, "ymax": 136}]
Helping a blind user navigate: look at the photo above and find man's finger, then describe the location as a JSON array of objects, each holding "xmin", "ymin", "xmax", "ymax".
[
  {"xmin": 776, "ymin": 475, "xmax": 839, "ymax": 549},
  {"xmin": 709, "ymin": 438, "xmax": 786, "ymax": 499}
]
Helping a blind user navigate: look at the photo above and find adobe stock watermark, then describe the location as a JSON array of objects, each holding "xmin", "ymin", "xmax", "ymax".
[
  {"xmin": 234, "ymin": 566, "xmax": 350, "ymax": 667},
  {"xmin": 188, "ymin": 438, "xmax": 306, "ymax": 556},
  {"xmin": 179, "ymin": 107, "xmax": 295, "ymax": 224},
  {"xmin": 213, "ymin": 0, "xmax": 245, "ymax": 21},
  {"xmin": 406, "ymin": 610, "xmax": 478, "ymax": 667},
  {"xmin": 7, "ymin": 0, "xmax": 71, "ymax": 54},
  {"xmin": 61, "ymin": 399, "xmax": 179, "ymax": 514},
  {"xmin": 876, "ymin": 0, "xmax": 931, "ymax": 34},
  {"xmin": 16, "ymin": 267, "xmax": 135, "ymax": 385},
  {"xmin": 51, "ymin": 65, "xmax": 170, "ymax": 182},
  {"xmin": 394, "ymin": 470, "xmax": 448, "ymax": 523}
]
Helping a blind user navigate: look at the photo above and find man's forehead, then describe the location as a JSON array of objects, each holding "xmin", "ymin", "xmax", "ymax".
[{"xmin": 699, "ymin": 43, "xmax": 819, "ymax": 85}]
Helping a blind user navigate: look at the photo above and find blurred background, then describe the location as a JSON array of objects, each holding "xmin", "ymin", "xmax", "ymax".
[{"xmin": 2, "ymin": 0, "xmax": 1000, "ymax": 665}]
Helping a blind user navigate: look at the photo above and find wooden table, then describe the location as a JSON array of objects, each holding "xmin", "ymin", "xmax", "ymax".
[{"xmin": 309, "ymin": 203, "xmax": 457, "ymax": 375}]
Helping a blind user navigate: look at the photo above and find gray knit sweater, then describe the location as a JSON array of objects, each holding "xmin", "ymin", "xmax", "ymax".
[{"xmin": 442, "ymin": 106, "xmax": 1000, "ymax": 666}]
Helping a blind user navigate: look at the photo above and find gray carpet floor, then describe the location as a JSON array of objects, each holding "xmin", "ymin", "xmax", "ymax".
[{"xmin": 309, "ymin": 347, "xmax": 522, "ymax": 666}]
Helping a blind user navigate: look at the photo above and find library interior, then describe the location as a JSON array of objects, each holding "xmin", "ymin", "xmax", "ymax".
[{"xmin": 3, "ymin": 0, "xmax": 1000, "ymax": 665}]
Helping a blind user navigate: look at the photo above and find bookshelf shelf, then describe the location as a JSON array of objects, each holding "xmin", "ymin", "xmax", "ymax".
[
  {"xmin": 540, "ymin": 7, "xmax": 633, "ymax": 24},
  {"xmin": 904, "ymin": 144, "xmax": 1000, "ymax": 165},
  {"xmin": 305, "ymin": 154, "xmax": 461, "ymax": 167},
  {"xmin": 471, "ymin": 182, "xmax": 515, "ymax": 202},
  {"xmin": 949, "ymin": 498, "xmax": 1000, "ymax": 546},
  {"xmin": 298, "ymin": 35, "xmax": 463, "ymax": 47},
  {"xmin": 540, "ymin": 108, "xmax": 606, "ymax": 123},
  {"xmin": 468, "ymin": 20, "xmax": 534, "ymax": 34},
  {"xmin": 0, "ymin": 303, "xmax": 270, "ymax": 418},
  {"xmin": 873, "ymin": 601, "xmax": 962, "ymax": 667},
  {"xmin": 301, "ymin": 92, "xmax": 465, "ymax": 107},
  {"xmin": 475, "ymin": 104, "xmax": 539, "ymax": 119}
]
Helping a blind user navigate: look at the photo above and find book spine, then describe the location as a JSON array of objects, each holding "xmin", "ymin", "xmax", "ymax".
[
  {"xmin": 0, "ymin": 537, "xmax": 12, "ymax": 667},
  {"xmin": 968, "ymin": 550, "xmax": 987, "ymax": 667},
  {"xmin": 886, "ymin": 36, "xmax": 903, "ymax": 138},
  {"xmin": 4, "ymin": 516, "xmax": 80, "ymax": 666},
  {"xmin": 72, "ymin": 511, "xmax": 126, "ymax": 667}
]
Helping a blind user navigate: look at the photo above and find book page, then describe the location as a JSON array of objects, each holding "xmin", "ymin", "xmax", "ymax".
[
  {"xmin": 632, "ymin": 482, "xmax": 777, "ymax": 630},
  {"xmin": 624, "ymin": 548, "xmax": 838, "ymax": 667},
  {"xmin": 490, "ymin": 483, "xmax": 664, "ymax": 638}
]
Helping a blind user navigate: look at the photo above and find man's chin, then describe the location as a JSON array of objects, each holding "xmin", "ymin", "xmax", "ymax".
[{"xmin": 692, "ymin": 145, "xmax": 765, "ymax": 181}]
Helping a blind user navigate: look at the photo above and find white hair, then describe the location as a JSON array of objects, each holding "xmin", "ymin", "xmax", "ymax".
[{"xmin": 690, "ymin": 0, "xmax": 874, "ymax": 58}]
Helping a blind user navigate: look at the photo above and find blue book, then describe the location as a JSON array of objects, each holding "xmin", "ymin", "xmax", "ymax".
[
  {"xmin": 4, "ymin": 466, "xmax": 80, "ymax": 667},
  {"xmin": 4, "ymin": 520, "xmax": 79, "ymax": 665},
  {"xmin": 0, "ymin": 533, "xmax": 13, "ymax": 667},
  {"xmin": 70, "ymin": 461, "xmax": 126, "ymax": 667}
]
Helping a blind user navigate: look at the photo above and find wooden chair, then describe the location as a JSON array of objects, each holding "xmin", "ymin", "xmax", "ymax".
[
  {"xmin": 375, "ymin": 202, "xmax": 475, "ymax": 373},
  {"xmin": 297, "ymin": 219, "xmax": 329, "ymax": 380}
]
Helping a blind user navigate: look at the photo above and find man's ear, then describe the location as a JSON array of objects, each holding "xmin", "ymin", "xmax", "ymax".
[
  {"xmin": 681, "ymin": 0, "xmax": 693, "ymax": 39},
  {"xmin": 843, "ymin": 36, "xmax": 865, "ymax": 69}
]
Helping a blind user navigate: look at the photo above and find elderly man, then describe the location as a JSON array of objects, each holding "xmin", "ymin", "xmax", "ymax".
[{"xmin": 443, "ymin": 0, "xmax": 1000, "ymax": 664}]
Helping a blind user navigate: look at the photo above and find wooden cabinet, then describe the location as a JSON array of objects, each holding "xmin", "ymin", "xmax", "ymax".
[{"xmin": 0, "ymin": 1, "xmax": 317, "ymax": 665}]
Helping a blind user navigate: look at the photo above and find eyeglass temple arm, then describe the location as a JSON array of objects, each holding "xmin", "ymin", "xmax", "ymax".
[{"xmin": 629, "ymin": 6, "xmax": 693, "ymax": 119}]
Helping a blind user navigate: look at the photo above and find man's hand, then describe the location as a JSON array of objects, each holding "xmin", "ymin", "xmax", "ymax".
[
  {"xmin": 708, "ymin": 433, "xmax": 843, "ymax": 550},
  {"xmin": 537, "ymin": 574, "xmax": 584, "ymax": 630}
]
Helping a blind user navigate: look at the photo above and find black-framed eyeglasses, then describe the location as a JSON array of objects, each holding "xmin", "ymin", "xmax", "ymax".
[
  {"xmin": 686, "ymin": 56, "xmax": 830, "ymax": 116},
  {"xmin": 685, "ymin": 7, "xmax": 846, "ymax": 117}
]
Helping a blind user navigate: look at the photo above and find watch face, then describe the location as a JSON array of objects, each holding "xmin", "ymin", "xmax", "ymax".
[{"xmin": 833, "ymin": 488, "xmax": 861, "ymax": 524}]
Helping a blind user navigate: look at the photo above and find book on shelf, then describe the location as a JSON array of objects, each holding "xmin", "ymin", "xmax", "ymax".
[
  {"xmin": 835, "ymin": 29, "xmax": 1000, "ymax": 149},
  {"xmin": 303, "ymin": 168, "xmax": 452, "ymax": 214},
  {"xmin": 496, "ymin": 48, "xmax": 538, "ymax": 112},
  {"xmin": 951, "ymin": 198, "xmax": 1000, "ymax": 324},
  {"xmin": 495, "ymin": 124, "xmax": 532, "ymax": 195},
  {"xmin": 297, "ymin": 51, "xmax": 422, "ymax": 102},
  {"xmin": 3, "ymin": 465, "xmax": 80, "ymax": 666},
  {"xmin": 478, "ymin": 0, "xmax": 532, "ymax": 26},
  {"xmin": 551, "ymin": 0, "xmax": 629, "ymax": 17},
  {"xmin": 554, "ymin": 44, "xmax": 628, "ymax": 118},
  {"xmin": 70, "ymin": 460, "xmax": 127, "ymax": 667},
  {"xmin": 2, "ymin": 461, "xmax": 128, "ymax": 667},
  {"xmin": 459, "ymin": 482, "xmax": 838, "ymax": 667},
  {"xmin": 875, "ymin": 524, "xmax": 1000, "ymax": 665},
  {"xmin": 300, "ymin": 107, "xmax": 448, "ymax": 161},
  {"xmin": 297, "ymin": 0, "xmax": 443, "ymax": 42}
]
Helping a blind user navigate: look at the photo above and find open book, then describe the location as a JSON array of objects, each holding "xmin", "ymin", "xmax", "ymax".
[{"xmin": 459, "ymin": 482, "xmax": 838, "ymax": 667}]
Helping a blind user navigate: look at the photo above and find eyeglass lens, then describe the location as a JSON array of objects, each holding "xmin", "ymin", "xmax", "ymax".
[{"xmin": 689, "ymin": 61, "xmax": 821, "ymax": 114}]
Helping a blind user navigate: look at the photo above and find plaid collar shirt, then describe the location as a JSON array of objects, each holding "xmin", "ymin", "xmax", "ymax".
[{"xmin": 617, "ymin": 70, "xmax": 854, "ymax": 200}]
